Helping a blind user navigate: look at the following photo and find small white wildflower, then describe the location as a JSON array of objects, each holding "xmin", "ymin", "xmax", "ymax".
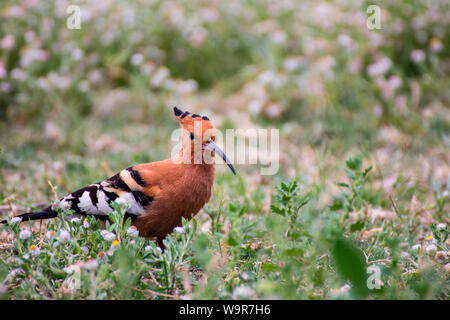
[
  {"xmin": 241, "ymin": 272, "xmax": 250, "ymax": 281},
  {"xmin": 81, "ymin": 246, "xmax": 89, "ymax": 254},
  {"xmin": 46, "ymin": 230, "xmax": 56, "ymax": 240},
  {"xmin": 63, "ymin": 265, "xmax": 76, "ymax": 275},
  {"xmin": 425, "ymin": 244, "xmax": 437, "ymax": 255},
  {"xmin": 441, "ymin": 190, "xmax": 449, "ymax": 198},
  {"xmin": 173, "ymin": 226, "xmax": 185, "ymax": 234},
  {"xmin": 144, "ymin": 245, "xmax": 152, "ymax": 252},
  {"xmin": 338, "ymin": 284, "xmax": 352, "ymax": 295},
  {"xmin": 83, "ymin": 220, "xmax": 90, "ymax": 229},
  {"xmin": 436, "ymin": 223, "xmax": 446, "ymax": 231},
  {"xmin": 19, "ymin": 229, "xmax": 31, "ymax": 240},
  {"xmin": 59, "ymin": 229, "xmax": 70, "ymax": 243},
  {"xmin": 71, "ymin": 48, "xmax": 84, "ymax": 61},
  {"xmin": 101, "ymin": 230, "xmax": 109, "ymax": 237},
  {"xmin": 70, "ymin": 217, "xmax": 81, "ymax": 224},
  {"xmin": 83, "ymin": 259, "xmax": 98, "ymax": 271},
  {"xmin": 10, "ymin": 217, "xmax": 22, "ymax": 225},
  {"xmin": 400, "ymin": 251, "xmax": 409, "ymax": 259},
  {"xmin": 0, "ymin": 284, "xmax": 7, "ymax": 295},
  {"xmin": 53, "ymin": 241, "xmax": 59, "ymax": 248},
  {"xmin": 367, "ymin": 57, "xmax": 392, "ymax": 77},
  {"xmin": 130, "ymin": 53, "xmax": 144, "ymax": 66},
  {"xmin": 23, "ymin": 254, "xmax": 30, "ymax": 259},
  {"xmin": 232, "ymin": 285, "xmax": 255, "ymax": 300},
  {"xmin": 410, "ymin": 49, "xmax": 425, "ymax": 63},
  {"xmin": 103, "ymin": 232, "xmax": 115, "ymax": 242},
  {"xmin": 126, "ymin": 226, "xmax": 139, "ymax": 238},
  {"xmin": 411, "ymin": 244, "xmax": 422, "ymax": 252},
  {"xmin": 29, "ymin": 245, "xmax": 40, "ymax": 257}
]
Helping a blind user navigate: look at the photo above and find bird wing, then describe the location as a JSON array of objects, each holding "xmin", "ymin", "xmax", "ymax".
[{"xmin": 59, "ymin": 166, "xmax": 156, "ymax": 217}]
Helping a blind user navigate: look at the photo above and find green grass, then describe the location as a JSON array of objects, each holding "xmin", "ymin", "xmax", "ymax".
[{"xmin": 0, "ymin": 0, "xmax": 449, "ymax": 299}]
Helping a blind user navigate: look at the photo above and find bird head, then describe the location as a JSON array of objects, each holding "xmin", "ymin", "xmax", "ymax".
[{"xmin": 173, "ymin": 107, "xmax": 235, "ymax": 175}]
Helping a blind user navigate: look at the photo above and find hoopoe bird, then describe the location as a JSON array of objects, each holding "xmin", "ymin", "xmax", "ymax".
[{"xmin": 1, "ymin": 107, "xmax": 236, "ymax": 247}]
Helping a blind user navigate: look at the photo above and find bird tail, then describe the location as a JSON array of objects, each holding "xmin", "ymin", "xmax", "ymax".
[{"xmin": 0, "ymin": 207, "xmax": 57, "ymax": 224}]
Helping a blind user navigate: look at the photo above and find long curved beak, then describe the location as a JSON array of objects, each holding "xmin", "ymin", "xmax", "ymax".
[{"xmin": 204, "ymin": 139, "xmax": 236, "ymax": 175}]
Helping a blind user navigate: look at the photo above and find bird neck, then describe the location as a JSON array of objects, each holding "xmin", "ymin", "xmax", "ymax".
[{"xmin": 172, "ymin": 147, "xmax": 216, "ymax": 183}]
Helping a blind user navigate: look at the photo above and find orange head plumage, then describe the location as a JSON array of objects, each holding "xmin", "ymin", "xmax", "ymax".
[{"xmin": 173, "ymin": 107, "xmax": 235, "ymax": 174}]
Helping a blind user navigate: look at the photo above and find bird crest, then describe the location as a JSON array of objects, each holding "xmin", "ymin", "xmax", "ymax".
[{"xmin": 173, "ymin": 106, "xmax": 216, "ymax": 144}]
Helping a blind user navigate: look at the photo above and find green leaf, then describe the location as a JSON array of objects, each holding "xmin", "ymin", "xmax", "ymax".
[
  {"xmin": 332, "ymin": 237, "xmax": 368, "ymax": 299},
  {"xmin": 261, "ymin": 263, "xmax": 279, "ymax": 272},
  {"xmin": 336, "ymin": 182, "xmax": 350, "ymax": 188},
  {"xmin": 350, "ymin": 220, "xmax": 365, "ymax": 232}
]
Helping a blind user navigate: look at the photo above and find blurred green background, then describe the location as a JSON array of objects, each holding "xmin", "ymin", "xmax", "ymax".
[
  {"xmin": 0, "ymin": 0, "xmax": 449, "ymax": 300},
  {"xmin": 1, "ymin": 0, "xmax": 448, "ymax": 202}
]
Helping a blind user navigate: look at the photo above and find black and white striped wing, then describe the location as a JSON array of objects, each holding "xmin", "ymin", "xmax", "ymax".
[{"xmin": 58, "ymin": 167, "xmax": 153, "ymax": 218}]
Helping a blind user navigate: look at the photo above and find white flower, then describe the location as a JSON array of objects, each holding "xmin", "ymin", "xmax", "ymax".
[
  {"xmin": 83, "ymin": 259, "xmax": 98, "ymax": 271},
  {"xmin": 83, "ymin": 220, "xmax": 90, "ymax": 229},
  {"xmin": 71, "ymin": 48, "xmax": 84, "ymax": 61},
  {"xmin": 174, "ymin": 226, "xmax": 185, "ymax": 234},
  {"xmin": 337, "ymin": 34, "xmax": 353, "ymax": 48},
  {"xmin": 10, "ymin": 68, "xmax": 27, "ymax": 81},
  {"xmin": 130, "ymin": 53, "xmax": 144, "ymax": 66},
  {"xmin": 150, "ymin": 67, "xmax": 169, "ymax": 88},
  {"xmin": 400, "ymin": 251, "xmax": 409, "ymax": 259},
  {"xmin": 29, "ymin": 245, "xmax": 40, "ymax": 257},
  {"xmin": 103, "ymin": 232, "xmax": 115, "ymax": 242},
  {"xmin": 411, "ymin": 244, "xmax": 422, "ymax": 252},
  {"xmin": 436, "ymin": 223, "xmax": 446, "ymax": 231},
  {"xmin": 265, "ymin": 104, "xmax": 282, "ymax": 118},
  {"xmin": 19, "ymin": 229, "xmax": 31, "ymax": 240},
  {"xmin": 0, "ymin": 284, "xmax": 7, "ymax": 295},
  {"xmin": 70, "ymin": 217, "xmax": 81, "ymax": 224},
  {"xmin": 81, "ymin": 246, "xmax": 89, "ymax": 254},
  {"xmin": 7, "ymin": 268, "xmax": 24, "ymax": 280},
  {"xmin": 59, "ymin": 229, "xmax": 70, "ymax": 243},
  {"xmin": 337, "ymin": 284, "xmax": 351, "ymax": 295},
  {"xmin": 178, "ymin": 80, "xmax": 198, "ymax": 94},
  {"xmin": 410, "ymin": 49, "xmax": 425, "ymax": 63},
  {"xmin": 1, "ymin": 35, "xmax": 16, "ymax": 50},
  {"xmin": 241, "ymin": 272, "xmax": 250, "ymax": 281},
  {"xmin": 232, "ymin": 285, "xmax": 255, "ymax": 300},
  {"xmin": 367, "ymin": 57, "xmax": 392, "ymax": 77},
  {"xmin": 145, "ymin": 245, "xmax": 162, "ymax": 255},
  {"xmin": 46, "ymin": 230, "xmax": 56, "ymax": 240},
  {"xmin": 126, "ymin": 226, "xmax": 139, "ymax": 238},
  {"xmin": 10, "ymin": 217, "xmax": 22, "ymax": 225},
  {"xmin": 425, "ymin": 244, "xmax": 437, "ymax": 255}
]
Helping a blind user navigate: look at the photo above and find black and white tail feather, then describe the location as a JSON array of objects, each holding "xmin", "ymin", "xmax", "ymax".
[{"xmin": 1, "ymin": 167, "xmax": 153, "ymax": 224}]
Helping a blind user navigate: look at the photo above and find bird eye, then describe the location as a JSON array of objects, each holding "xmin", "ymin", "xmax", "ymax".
[{"xmin": 190, "ymin": 132, "xmax": 194, "ymax": 140}]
